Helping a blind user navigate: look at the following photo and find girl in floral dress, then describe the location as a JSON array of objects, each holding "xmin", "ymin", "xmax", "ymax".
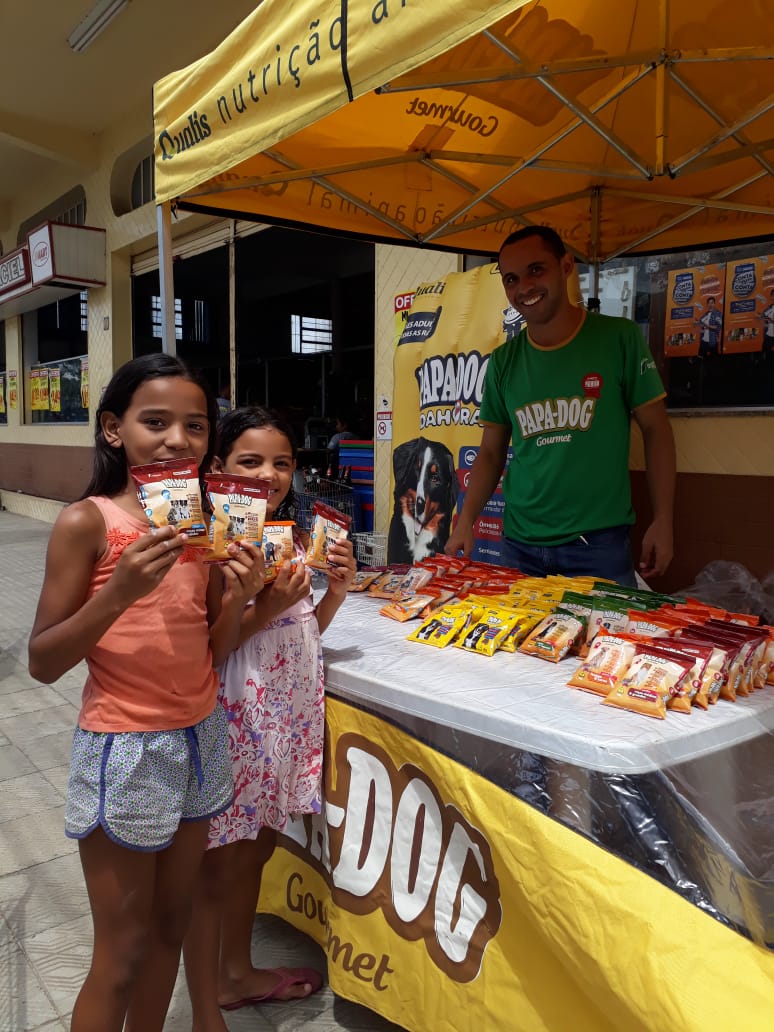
[{"xmin": 184, "ymin": 407, "xmax": 356, "ymax": 1029}]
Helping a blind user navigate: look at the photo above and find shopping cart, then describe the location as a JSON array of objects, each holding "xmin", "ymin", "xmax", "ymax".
[
  {"xmin": 295, "ymin": 472, "xmax": 361, "ymax": 533},
  {"xmin": 352, "ymin": 532, "xmax": 388, "ymax": 567}
]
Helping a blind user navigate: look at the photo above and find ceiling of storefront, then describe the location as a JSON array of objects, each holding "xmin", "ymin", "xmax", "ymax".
[{"xmin": 0, "ymin": 0, "xmax": 262, "ymax": 228}]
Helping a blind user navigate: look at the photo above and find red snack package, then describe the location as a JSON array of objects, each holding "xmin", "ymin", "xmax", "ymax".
[
  {"xmin": 131, "ymin": 457, "xmax": 208, "ymax": 546},
  {"xmin": 201, "ymin": 473, "xmax": 271, "ymax": 563}
]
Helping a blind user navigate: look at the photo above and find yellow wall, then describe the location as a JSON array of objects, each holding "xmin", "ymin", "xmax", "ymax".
[{"xmin": 630, "ymin": 413, "xmax": 774, "ymax": 475}]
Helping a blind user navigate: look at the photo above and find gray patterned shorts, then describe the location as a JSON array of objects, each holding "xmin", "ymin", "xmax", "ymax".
[{"xmin": 65, "ymin": 704, "xmax": 234, "ymax": 851}]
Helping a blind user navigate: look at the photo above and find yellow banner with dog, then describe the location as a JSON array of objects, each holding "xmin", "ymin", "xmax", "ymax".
[
  {"xmin": 257, "ymin": 696, "xmax": 774, "ymax": 1032},
  {"xmin": 389, "ymin": 263, "xmax": 517, "ymax": 566}
]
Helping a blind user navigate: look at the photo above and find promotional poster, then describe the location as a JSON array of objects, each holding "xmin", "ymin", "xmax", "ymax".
[
  {"xmin": 664, "ymin": 264, "xmax": 726, "ymax": 358},
  {"xmin": 723, "ymin": 256, "xmax": 774, "ymax": 354},
  {"xmin": 389, "ymin": 265, "xmax": 524, "ymax": 565}
]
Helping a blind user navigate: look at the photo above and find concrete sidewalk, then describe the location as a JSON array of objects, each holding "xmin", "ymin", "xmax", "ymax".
[{"xmin": 0, "ymin": 510, "xmax": 401, "ymax": 1031}]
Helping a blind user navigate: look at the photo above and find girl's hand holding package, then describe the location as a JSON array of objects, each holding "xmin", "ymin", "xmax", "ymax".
[
  {"xmin": 221, "ymin": 540, "xmax": 266, "ymax": 608},
  {"xmin": 109, "ymin": 525, "xmax": 188, "ymax": 605},
  {"xmin": 248, "ymin": 560, "xmax": 311, "ymax": 632},
  {"xmin": 323, "ymin": 538, "xmax": 357, "ymax": 597}
]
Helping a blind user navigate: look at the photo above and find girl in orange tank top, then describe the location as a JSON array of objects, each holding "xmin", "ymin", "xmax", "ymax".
[{"xmin": 28, "ymin": 355, "xmax": 265, "ymax": 1032}]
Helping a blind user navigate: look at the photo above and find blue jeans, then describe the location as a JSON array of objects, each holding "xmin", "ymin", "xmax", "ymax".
[{"xmin": 501, "ymin": 525, "xmax": 637, "ymax": 587}]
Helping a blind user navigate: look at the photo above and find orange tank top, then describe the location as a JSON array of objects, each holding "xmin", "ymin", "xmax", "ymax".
[{"xmin": 79, "ymin": 496, "xmax": 218, "ymax": 732}]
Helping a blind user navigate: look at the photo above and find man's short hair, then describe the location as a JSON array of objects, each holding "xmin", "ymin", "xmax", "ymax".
[{"xmin": 498, "ymin": 225, "xmax": 566, "ymax": 262}]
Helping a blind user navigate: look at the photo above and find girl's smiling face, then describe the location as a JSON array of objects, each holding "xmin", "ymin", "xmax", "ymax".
[
  {"xmin": 220, "ymin": 427, "xmax": 296, "ymax": 517},
  {"xmin": 102, "ymin": 376, "xmax": 210, "ymax": 471}
]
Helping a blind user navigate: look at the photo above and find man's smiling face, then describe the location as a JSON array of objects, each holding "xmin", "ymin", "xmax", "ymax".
[{"xmin": 499, "ymin": 235, "xmax": 574, "ymax": 332}]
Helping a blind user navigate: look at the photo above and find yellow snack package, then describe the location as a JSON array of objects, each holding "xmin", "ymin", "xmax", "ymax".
[
  {"xmin": 454, "ymin": 606, "xmax": 523, "ymax": 657},
  {"xmin": 262, "ymin": 521, "xmax": 297, "ymax": 583},
  {"xmin": 407, "ymin": 604, "xmax": 478, "ymax": 648},
  {"xmin": 498, "ymin": 611, "xmax": 544, "ymax": 653},
  {"xmin": 131, "ymin": 457, "xmax": 208, "ymax": 545},
  {"xmin": 518, "ymin": 609, "xmax": 586, "ymax": 662},
  {"xmin": 567, "ymin": 635, "xmax": 637, "ymax": 696},
  {"xmin": 201, "ymin": 474, "xmax": 271, "ymax": 564},
  {"xmin": 305, "ymin": 501, "xmax": 352, "ymax": 570}
]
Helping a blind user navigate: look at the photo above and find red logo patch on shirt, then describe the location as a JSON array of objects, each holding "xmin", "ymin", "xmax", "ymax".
[{"xmin": 582, "ymin": 372, "xmax": 603, "ymax": 398}]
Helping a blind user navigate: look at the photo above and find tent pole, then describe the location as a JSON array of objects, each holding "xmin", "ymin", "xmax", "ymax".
[
  {"xmin": 228, "ymin": 221, "xmax": 236, "ymax": 405},
  {"xmin": 157, "ymin": 201, "xmax": 176, "ymax": 356},
  {"xmin": 590, "ymin": 187, "xmax": 601, "ymax": 309}
]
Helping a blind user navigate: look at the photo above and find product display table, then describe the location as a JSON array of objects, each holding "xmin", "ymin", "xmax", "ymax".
[{"xmin": 258, "ymin": 595, "xmax": 774, "ymax": 1032}]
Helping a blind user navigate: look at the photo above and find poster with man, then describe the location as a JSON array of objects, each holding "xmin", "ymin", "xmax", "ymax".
[
  {"xmin": 663, "ymin": 264, "xmax": 725, "ymax": 358},
  {"xmin": 723, "ymin": 255, "xmax": 774, "ymax": 354}
]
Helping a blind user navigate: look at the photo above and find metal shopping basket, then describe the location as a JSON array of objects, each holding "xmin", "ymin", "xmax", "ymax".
[
  {"xmin": 352, "ymin": 532, "xmax": 388, "ymax": 567},
  {"xmin": 295, "ymin": 472, "xmax": 361, "ymax": 533}
]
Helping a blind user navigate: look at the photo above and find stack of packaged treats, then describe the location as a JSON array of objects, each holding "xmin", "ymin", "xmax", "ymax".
[
  {"xmin": 569, "ymin": 593, "xmax": 774, "ymax": 719},
  {"xmin": 348, "ymin": 554, "xmax": 774, "ymax": 718}
]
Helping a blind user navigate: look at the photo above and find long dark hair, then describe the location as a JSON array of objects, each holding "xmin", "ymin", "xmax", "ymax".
[
  {"xmin": 81, "ymin": 353, "xmax": 219, "ymax": 499},
  {"xmin": 217, "ymin": 406, "xmax": 299, "ymax": 520}
]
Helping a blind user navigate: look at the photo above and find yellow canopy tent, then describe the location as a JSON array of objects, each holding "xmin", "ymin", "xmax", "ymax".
[{"xmin": 153, "ymin": 0, "xmax": 774, "ymax": 266}]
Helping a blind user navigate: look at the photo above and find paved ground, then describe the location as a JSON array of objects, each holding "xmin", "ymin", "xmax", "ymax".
[{"xmin": 0, "ymin": 510, "xmax": 403, "ymax": 1031}]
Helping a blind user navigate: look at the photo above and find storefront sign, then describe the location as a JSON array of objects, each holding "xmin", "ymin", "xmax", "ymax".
[
  {"xmin": 0, "ymin": 247, "xmax": 31, "ymax": 298},
  {"xmin": 7, "ymin": 370, "xmax": 18, "ymax": 410},
  {"xmin": 0, "ymin": 373, "xmax": 5, "ymax": 415},
  {"xmin": 48, "ymin": 367, "xmax": 61, "ymax": 413},
  {"xmin": 80, "ymin": 357, "xmax": 89, "ymax": 409},
  {"xmin": 30, "ymin": 368, "xmax": 50, "ymax": 411}
]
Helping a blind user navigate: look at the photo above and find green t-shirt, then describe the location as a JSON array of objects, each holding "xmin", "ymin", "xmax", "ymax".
[{"xmin": 479, "ymin": 313, "xmax": 665, "ymax": 545}]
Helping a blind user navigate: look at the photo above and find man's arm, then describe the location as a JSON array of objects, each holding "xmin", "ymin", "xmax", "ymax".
[
  {"xmin": 445, "ymin": 422, "xmax": 510, "ymax": 557},
  {"xmin": 632, "ymin": 399, "xmax": 675, "ymax": 579}
]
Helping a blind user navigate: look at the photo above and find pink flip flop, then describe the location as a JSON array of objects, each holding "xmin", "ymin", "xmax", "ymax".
[{"xmin": 220, "ymin": 967, "xmax": 324, "ymax": 1011}]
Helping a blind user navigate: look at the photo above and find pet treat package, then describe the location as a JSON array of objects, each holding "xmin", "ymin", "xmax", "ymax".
[
  {"xmin": 131, "ymin": 458, "xmax": 208, "ymax": 545},
  {"xmin": 348, "ymin": 566, "xmax": 388, "ymax": 592},
  {"xmin": 407, "ymin": 603, "xmax": 480, "ymax": 648},
  {"xmin": 262, "ymin": 521, "xmax": 297, "ymax": 583},
  {"xmin": 200, "ymin": 474, "xmax": 271, "ymax": 564},
  {"xmin": 519, "ymin": 609, "xmax": 586, "ymax": 662},
  {"xmin": 603, "ymin": 645, "xmax": 694, "ymax": 719},
  {"xmin": 567, "ymin": 635, "xmax": 638, "ymax": 695},
  {"xmin": 305, "ymin": 501, "xmax": 352, "ymax": 570},
  {"xmin": 455, "ymin": 606, "xmax": 524, "ymax": 657}
]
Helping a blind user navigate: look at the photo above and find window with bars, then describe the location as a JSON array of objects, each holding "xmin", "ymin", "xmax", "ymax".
[
  {"xmin": 131, "ymin": 155, "xmax": 155, "ymax": 210},
  {"xmin": 291, "ymin": 314, "xmax": 333, "ymax": 354},
  {"xmin": 151, "ymin": 295, "xmax": 182, "ymax": 340}
]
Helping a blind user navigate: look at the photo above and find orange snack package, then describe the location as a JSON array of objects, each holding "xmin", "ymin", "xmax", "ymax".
[
  {"xmin": 567, "ymin": 635, "xmax": 638, "ymax": 696},
  {"xmin": 603, "ymin": 645, "xmax": 694, "ymax": 719},
  {"xmin": 381, "ymin": 592, "xmax": 441, "ymax": 622},
  {"xmin": 261, "ymin": 521, "xmax": 297, "ymax": 583},
  {"xmin": 348, "ymin": 566, "xmax": 388, "ymax": 592},
  {"xmin": 304, "ymin": 501, "xmax": 352, "ymax": 570},
  {"xmin": 518, "ymin": 609, "xmax": 586, "ymax": 663},
  {"xmin": 131, "ymin": 457, "xmax": 208, "ymax": 545},
  {"xmin": 368, "ymin": 567, "xmax": 412, "ymax": 599}
]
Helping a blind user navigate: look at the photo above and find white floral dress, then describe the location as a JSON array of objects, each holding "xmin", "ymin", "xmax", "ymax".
[{"xmin": 207, "ymin": 556, "xmax": 324, "ymax": 847}]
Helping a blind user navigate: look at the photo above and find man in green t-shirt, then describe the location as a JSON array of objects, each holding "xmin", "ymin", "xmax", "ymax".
[{"xmin": 445, "ymin": 226, "xmax": 675, "ymax": 585}]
